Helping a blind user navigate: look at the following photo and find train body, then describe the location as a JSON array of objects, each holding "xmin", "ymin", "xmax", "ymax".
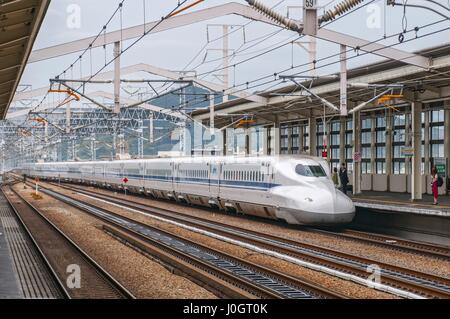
[{"xmin": 18, "ymin": 155, "xmax": 355, "ymax": 225}]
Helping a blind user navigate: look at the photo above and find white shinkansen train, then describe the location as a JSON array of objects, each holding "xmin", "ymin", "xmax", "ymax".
[{"xmin": 19, "ymin": 155, "xmax": 355, "ymax": 225}]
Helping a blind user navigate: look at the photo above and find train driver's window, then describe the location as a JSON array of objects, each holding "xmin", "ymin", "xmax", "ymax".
[{"xmin": 295, "ymin": 164, "xmax": 326, "ymax": 177}]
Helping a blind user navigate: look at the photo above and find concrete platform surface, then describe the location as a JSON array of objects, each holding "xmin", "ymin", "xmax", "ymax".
[
  {"xmin": 351, "ymin": 192, "xmax": 450, "ymax": 217},
  {"xmin": 0, "ymin": 220, "xmax": 23, "ymax": 299}
]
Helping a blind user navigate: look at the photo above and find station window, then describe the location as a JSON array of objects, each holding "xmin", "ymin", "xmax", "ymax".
[
  {"xmin": 302, "ymin": 124, "xmax": 309, "ymax": 152},
  {"xmin": 330, "ymin": 120, "xmax": 341, "ymax": 169},
  {"xmin": 344, "ymin": 118, "xmax": 353, "ymax": 172},
  {"xmin": 392, "ymin": 112, "xmax": 406, "ymax": 175},
  {"xmin": 429, "ymin": 104, "xmax": 444, "ymax": 164},
  {"xmin": 375, "ymin": 113, "xmax": 387, "ymax": 174},
  {"xmin": 316, "ymin": 121, "xmax": 326, "ymax": 157}
]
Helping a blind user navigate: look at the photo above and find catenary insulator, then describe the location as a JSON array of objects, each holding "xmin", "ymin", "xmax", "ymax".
[
  {"xmin": 246, "ymin": 0, "xmax": 302, "ymax": 33},
  {"xmin": 319, "ymin": 0, "xmax": 365, "ymax": 24}
]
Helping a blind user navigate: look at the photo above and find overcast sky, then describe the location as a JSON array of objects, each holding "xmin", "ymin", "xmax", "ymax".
[{"xmin": 16, "ymin": 0, "xmax": 450, "ymax": 106}]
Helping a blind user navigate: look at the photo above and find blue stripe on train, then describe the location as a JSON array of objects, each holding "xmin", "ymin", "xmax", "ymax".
[{"xmin": 36, "ymin": 170, "xmax": 278, "ymax": 190}]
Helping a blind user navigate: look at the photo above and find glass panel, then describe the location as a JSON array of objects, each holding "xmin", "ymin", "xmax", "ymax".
[
  {"xmin": 361, "ymin": 132, "xmax": 372, "ymax": 144},
  {"xmin": 295, "ymin": 164, "xmax": 326, "ymax": 177},
  {"xmin": 376, "ymin": 130, "xmax": 386, "ymax": 143},
  {"xmin": 376, "ymin": 146, "xmax": 385, "ymax": 158},
  {"xmin": 431, "ymin": 144, "xmax": 444, "ymax": 158},
  {"xmin": 362, "ymin": 147, "xmax": 371, "ymax": 159},
  {"xmin": 393, "ymin": 129, "xmax": 405, "ymax": 142},
  {"xmin": 362, "ymin": 118, "xmax": 372, "ymax": 129},
  {"xmin": 394, "ymin": 114, "xmax": 406, "ymax": 126},
  {"xmin": 431, "ymin": 126, "xmax": 444, "ymax": 140},
  {"xmin": 346, "ymin": 133, "xmax": 353, "ymax": 145},
  {"xmin": 331, "ymin": 121, "xmax": 340, "ymax": 132},
  {"xmin": 376, "ymin": 116, "xmax": 386, "ymax": 128},
  {"xmin": 431, "ymin": 110, "xmax": 444, "ymax": 123},
  {"xmin": 346, "ymin": 119, "xmax": 353, "ymax": 130},
  {"xmin": 331, "ymin": 134, "xmax": 340, "ymax": 145}
]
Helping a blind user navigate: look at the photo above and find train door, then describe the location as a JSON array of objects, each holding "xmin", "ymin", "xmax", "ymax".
[{"xmin": 209, "ymin": 161, "xmax": 221, "ymax": 198}]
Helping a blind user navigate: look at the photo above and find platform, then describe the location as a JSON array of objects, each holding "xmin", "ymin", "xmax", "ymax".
[
  {"xmin": 350, "ymin": 192, "xmax": 450, "ymax": 246},
  {"xmin": 351, "ymin": 192, "xmax": 450, "ymax": 217},
  {"xmin": 0, "ymin": 217, "xmax": 23, "ymax": 299}
]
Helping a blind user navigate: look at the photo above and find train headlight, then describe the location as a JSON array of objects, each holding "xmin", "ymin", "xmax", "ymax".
[{"xmin": 304, "ymin": 197, "xmax": 313, "ymax": 202}]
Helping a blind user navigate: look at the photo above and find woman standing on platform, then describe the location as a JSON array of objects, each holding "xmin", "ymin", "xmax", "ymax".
[{"xmin": 431, "ymin": 166, "xmax": 439, "ymax": 205}]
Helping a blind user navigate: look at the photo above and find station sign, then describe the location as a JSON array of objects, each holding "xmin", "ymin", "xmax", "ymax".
[
  {"xmin": 401, "ymin": 147, "xmax": 414, "ymax": 157},
  {"xmin": 434, "ymin": 158, "xmax": 446, "ymax": 176}
]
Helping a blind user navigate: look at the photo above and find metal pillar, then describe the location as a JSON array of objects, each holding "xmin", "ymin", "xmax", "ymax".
[
  {"xmin": 385, "ymin": 109, "xmax": 393, "ymax": 178},
  {"xmin": 411, "ymin": 101, "xmax": 423, "ymax": 200},
  {"xmin": 209, "ymin": 93, "xmax": 215, "ymax": 136},
  {"xmin": 405, "ymin": 105, "xmax": 411, "ymax": 174},
  {"xmin": 149, "ymin": 113, "xmax": 154, "ymax": 143},
  {"xmin": 424, "ymin": 110, "xmax": 430, "ymax": 174},
  {"xmin": 137, "ymin": 120, "xmax": 144, "ymax": 159},
  {"xmin": 308, "ymin": 117, "xmax": 317, "ymax": 156},
  {"xmin": 114, "ymin": 41, "xmax": 121, "ymax": 114},
  {"xmin": 444, "ymin": 101, "xmax": 450, "ymax": 188},
  {"xmin": 273, "ymin": 116, "xmax": 280, "ymax": 155},
  {"xmin": 340, "ymin": 44, "xmax": 347, "ymax": 116},
  {"xmin": 352, "ymin": 110, "xmax": 361, "ymax": 195},
  {"xmin": 339, "ymin": 117, "xmax": 346, "ymax": 164},
  {"xmin": 222, "ymin": 25, "xmax": 229, "ymax": 103}
]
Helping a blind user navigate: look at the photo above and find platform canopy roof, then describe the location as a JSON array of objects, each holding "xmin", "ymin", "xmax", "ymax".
[
  {"xmin": 192, "ymin": 44, "xmax": 450, "ymax": 128},
  {"xmin": 0, "ymin": 0, "xmax": 50, "ymax": 119}
]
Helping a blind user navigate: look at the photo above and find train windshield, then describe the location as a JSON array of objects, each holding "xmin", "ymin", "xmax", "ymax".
[{"xmin": 295, "ymin": 164, "xmax": 327, "ymax": 177}]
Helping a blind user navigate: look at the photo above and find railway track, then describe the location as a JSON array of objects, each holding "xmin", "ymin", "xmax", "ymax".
[
  {"xmin": 38, "ymin": 181, "xmax": 450, "ymax": 299},
  {"xmin": 307, "ymin": 227, "xmax": 450, "ymax": 261},
  {"xmin": 53, "ymin": 180, "xmax": 450, "ymax": 262},
  {"xmin": 27, "ymin": 183, "xmax": 344, "ymax": 299},
  {"xmin": 2, "ymin": 185, "xmax": 134, "ymax": 299}
]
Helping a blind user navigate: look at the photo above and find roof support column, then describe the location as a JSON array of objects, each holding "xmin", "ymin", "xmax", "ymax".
[
  {"xmin": 339, "ymin": 117, "xmax": 346, "ymax": 164},
  {"xmin": 352, "ymin": 109, "xmax": 361, "ymax": 195},
  {"xmin": 340, "ymin": 44, "xmax": 347, "ymax": 116},
  {"xmin": 411, "ymin": 101, "xmax": 423, "ymax": 201},
  {"xmin": 272, "ymin": 116, "xmax": 280, "ymax": 155},
  {"xmin": 386, "ymin": 109, "xmax": 393, "ymax": 187},
  {"xmin": 308, "ymin": 117, "xmax": 317, "ymax": 156},
  {"xmin": 114, "ymin": 41, "xmax": 121, "ymax": 114},
  {"xmin": 424, "ymin": 110, "xmax": 430, "ymax": 175},
  {"xmin": 405, "ymin": 105, "xmax": 411, "ymax": 174},
  {"xmin": 222, "ymin": 25, "xmax": 229, "ymax": 103},
  {"xmin": 444, "ymin": 101, "xmax": 450, "ymax": 189}
]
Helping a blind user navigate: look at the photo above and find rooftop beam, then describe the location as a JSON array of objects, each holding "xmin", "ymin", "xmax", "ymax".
[{"xmin": 28, "ymin": 2, "xmax": 276, "ymax": 63}]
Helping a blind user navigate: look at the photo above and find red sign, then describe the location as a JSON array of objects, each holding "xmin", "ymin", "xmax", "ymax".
[
  {"xmin": 321, "ymin": 150, "xmax": 327, "ymax": 159},
  {"xmin": 122, "ymin": 177, "xmax": 129, "ymax": 184}
]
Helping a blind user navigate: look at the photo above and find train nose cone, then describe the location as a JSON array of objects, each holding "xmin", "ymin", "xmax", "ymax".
[{"xmin": 329, "ymin": 189, "xmax": 355, "ymax": 224}]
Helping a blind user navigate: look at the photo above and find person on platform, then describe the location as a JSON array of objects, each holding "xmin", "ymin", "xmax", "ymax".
[
  {"xmin": 431, "ymin": 166, "xmax": 439, "ymax": 205},
  {"xmin": 339, "ymin": 163, "xmax": 349, "ymax": 195},
  {"xmin": 332, "ymin": 167, "xmax": 339, "ymax": 188}
]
